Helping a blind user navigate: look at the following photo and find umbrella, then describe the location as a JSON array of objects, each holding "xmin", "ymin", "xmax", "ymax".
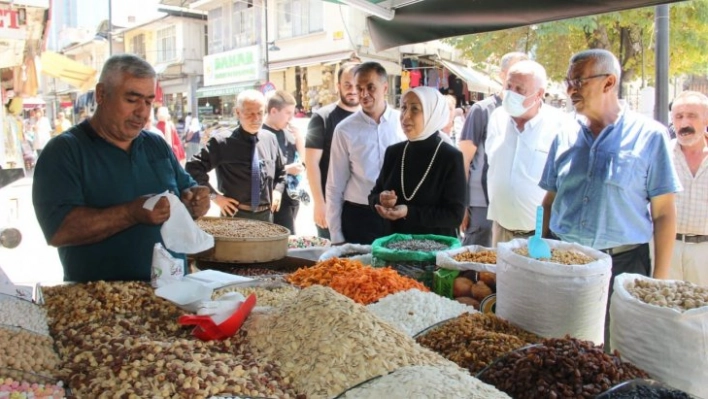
[
  {"xmin": 40, "ymin": 51, "xmax": 97, "ymax": 92},
  {"xmin": 367, "ymin": 0, "xmax": 685, "ymax": 50}
]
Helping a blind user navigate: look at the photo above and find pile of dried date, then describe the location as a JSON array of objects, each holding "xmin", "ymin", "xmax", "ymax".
[{"xmin": 478, "ymin": 336, "xmax": 649, "ymax": 399}]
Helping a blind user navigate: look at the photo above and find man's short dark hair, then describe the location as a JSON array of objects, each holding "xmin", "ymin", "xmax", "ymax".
[
  {"xmin": 353, "ymin": 62, "xmax": 388, "ymax": 83},
  {"xmin": 98, "ymin": 54, "xmax": 156, "ymax": 93},
  {"xmin": 337, "ymin": 62, "xmax": 360, "ymax": 82}
]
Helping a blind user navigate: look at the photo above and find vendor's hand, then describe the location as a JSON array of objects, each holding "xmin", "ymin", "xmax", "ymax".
[
  {"xmin": 375, "ymin": 204, "xmax": 408, "ymax": 221},
  {"xmin": 271, "ymin": 191, "xmax": 282, "ymax": 213},
  {"xmin": 181, "ymin": 186, "xmax": 210, "ymax": 219},
  {"xmin": 379, "ymin": 190, "xmax": 398, "ymax": 209},
  {"xmin": 313, "ymin": 199, "xmax": 328, "ymax": 229},
  {"xmin": 459, "ymin": 208, "xmax": 470, "ymax": 232},
  {"xmin": 285, "ymin": 162, "xmax": 305, "ymax": 176},
  {"xmin": 129, "ymin": 195, "xmax": 170, "ymax": 225},
  {"xmin": 215, "ymin": 195, "xmax": 239, "ymax": 217}
]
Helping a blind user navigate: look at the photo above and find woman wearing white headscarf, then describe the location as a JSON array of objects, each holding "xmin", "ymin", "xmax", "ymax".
[{"xmin": 368, "ymin": 86, "xmax": 466, "ymax": 237}]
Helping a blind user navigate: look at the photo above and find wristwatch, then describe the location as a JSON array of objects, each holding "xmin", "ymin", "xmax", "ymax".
[{"xmin": 209, "ymin": 193, "xmax": 217, "ymax": 201}]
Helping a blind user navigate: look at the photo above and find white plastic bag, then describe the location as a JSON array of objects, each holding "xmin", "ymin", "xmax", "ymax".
[
  {"xmin": 143, "ymin": 191, "xmax": 214, "ymax": 254},
  {"xmin": 319, "ymin": 244, "xmax": 372, "ymax": 266},
  {"xmin": 610, "ymin": 274, "xmax": 708, "ymax": 399},
  {"xmin": 496, "ymin": 239, "xmax": 611, "ymax": 345},
  {"xmin": 151, "ymin": 243, "xmax": 185, "ymax": 288},
  {"xmin": 436, "ymin": 245, "xmax": 497, "ymax": 273}
]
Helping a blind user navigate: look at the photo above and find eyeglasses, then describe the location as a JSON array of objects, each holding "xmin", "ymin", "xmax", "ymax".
[{"xmin": 564, "ymin": 74, "xmax": 611, "ymax": 89}]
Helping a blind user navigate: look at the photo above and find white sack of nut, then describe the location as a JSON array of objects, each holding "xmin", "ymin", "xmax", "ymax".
[
  {"xmin": 496, "ymin": 238, "xmax": 611, "ymax": 345},
  {"xmin": 609, "ymin": 273, "xmax": 708, "ymax": 399}
]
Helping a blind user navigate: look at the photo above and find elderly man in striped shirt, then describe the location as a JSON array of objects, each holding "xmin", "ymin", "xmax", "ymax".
[{"xmin": 669, "ymin": 90, "xmax": 708, "ymax": 286}]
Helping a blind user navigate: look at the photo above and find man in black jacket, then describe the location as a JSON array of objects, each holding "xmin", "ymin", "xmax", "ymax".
[{"xmin": 186, "ymin": 90, "xmax": 285, "ymax": 222}]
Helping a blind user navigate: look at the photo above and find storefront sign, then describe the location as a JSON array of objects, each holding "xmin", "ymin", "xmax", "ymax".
[
  {"xmin": 0, "ymin": 9, "xmax": 26, "ymax": 40},
  {"xmin": 203, "ymin": 46, "xmax": 259, "ymax": 87}
]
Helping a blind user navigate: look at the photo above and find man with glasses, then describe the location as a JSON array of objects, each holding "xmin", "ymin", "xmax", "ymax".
[{"xmin": 540, "ymin": 49, "xmax": 680, "ymax": 344}]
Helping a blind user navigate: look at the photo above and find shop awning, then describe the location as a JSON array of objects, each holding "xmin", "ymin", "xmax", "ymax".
[
  {"xmin": 269, "ymin": 50, "xmax": 355, "ymax": 71},
  {"xmin": 196, "ymin": 81, "xmax": 258, "ymax": 98},
  {"xmin": 439, "ymin": 60, "xmax": 501, "ymax": 94},
  {"xmin": 40, "ymin": 51, "xmax": 97, "ymax": 92}
]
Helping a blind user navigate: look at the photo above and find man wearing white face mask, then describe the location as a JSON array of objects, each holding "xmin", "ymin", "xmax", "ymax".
[{"xmin": 485, "ymin": 60, "xmax": 576, "ymax": 246}]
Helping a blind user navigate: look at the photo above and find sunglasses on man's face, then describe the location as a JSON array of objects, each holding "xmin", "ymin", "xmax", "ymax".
[{"xmin": 564, "ymin": 74, "xmax": 611, "ymax": 89}]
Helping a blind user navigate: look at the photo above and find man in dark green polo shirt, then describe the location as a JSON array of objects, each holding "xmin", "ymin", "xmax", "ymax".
[{"xmin": 32, "ymin": 54, "xmax": 210, "ymax": 282}]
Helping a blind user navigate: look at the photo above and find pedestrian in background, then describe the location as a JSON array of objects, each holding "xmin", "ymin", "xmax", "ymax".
[{"xmin": 156, "ymin": 106, "xmax": 186, "ymax": 163}]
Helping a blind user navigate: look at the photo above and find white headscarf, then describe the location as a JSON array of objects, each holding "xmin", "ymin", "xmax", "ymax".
[{"xmin": 405, "ymin": 86, "xmax": 450, "ymax": 142}]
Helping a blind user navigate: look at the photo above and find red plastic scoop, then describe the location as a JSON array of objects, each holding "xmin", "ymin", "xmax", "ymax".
[{"xmin": 178, "ymin": 293, "xmax": 257, "ymax": 340}]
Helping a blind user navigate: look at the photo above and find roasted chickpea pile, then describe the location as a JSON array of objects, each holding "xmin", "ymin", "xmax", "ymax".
[
  {"xmin": 453, "ymin": 250, "xmax": 497, "ymax": 264},
  {"xmin": 513, "ymin": 247, "xmax": 594, "ymax": 265}
]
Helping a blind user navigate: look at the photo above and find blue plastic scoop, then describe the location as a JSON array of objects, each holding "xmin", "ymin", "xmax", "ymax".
[{"xmin": 528, "ymin": 206, "xmax": 551, "ymax": 259}]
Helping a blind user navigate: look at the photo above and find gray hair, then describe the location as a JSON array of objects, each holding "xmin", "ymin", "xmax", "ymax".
[
  {"xmin": 98, "ymin": 54, "xmax": 156, "ymax": 92},
  {"xmin": 672, "ymin": 90, "xmax": 708, "ymax": 116},
  {"xmin": 570, "ymin": 49, "xmax": 621, "ymax": 80},
  {"xmin": 500, "ymin": 52, "xmax": 529, "ymax": 73},
  {"xmin": 236, "ymin": 89, "xmax": 266, "ymax": 110},
  {"xmin": 508, "ymin": 60, "xmax": 547, "ymax": 91}
]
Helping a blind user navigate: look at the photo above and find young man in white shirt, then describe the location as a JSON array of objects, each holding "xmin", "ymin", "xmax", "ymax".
[
  {"xmin": 485, "ymin": 60, "xmax": 575, "ymax": 246},
  {"xmin": 326, "ymin": 62, "xmax": 404, "ymax": 244}
]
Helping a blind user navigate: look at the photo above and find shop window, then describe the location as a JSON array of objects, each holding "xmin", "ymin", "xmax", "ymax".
[
  {"xmin": 157, "ymin": 26, "xmax": 177, "ymax": 63},
  {"xmin": 276, "ymin": 0, "xmax": 323, "ymax": 40},
  {"xmin": 232, "ymin": 0, "xmax": 255, "ymax": 48},
  {"xmin": 132, "ymin": 34, "xmax": 146, "ymax": 59},
  {"xmin": 208, "ymin": 7, "xmax": 224, "ymax": 54}
]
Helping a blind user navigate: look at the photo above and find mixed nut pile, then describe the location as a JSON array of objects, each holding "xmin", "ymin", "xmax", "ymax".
[{"xmin": 43, "ymin": 281, "xmax": 302, "ymax": 398}]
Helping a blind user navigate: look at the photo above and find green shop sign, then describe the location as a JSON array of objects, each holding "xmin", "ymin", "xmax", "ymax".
[{"xmin": 204, "ymin": 45, "xmax": 260, "ymax": 86}]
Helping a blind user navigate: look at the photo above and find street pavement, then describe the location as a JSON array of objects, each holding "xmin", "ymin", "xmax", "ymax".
[{"xmin": 0, "ymin": 175, "xmax": 318, "ymax": 285}]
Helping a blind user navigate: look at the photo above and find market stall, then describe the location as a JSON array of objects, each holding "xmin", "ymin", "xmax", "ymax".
[{"xmin": 0, "ymin": 219, "xmax": 703, "ymax": 398}]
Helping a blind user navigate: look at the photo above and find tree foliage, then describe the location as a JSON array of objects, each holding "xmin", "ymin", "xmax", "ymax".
[{"xmin": 445, "ymin": 0, "xmax": 708, "ymax": 86}]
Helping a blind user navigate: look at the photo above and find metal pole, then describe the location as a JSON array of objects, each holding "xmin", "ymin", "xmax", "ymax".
[
  {"xmin": 654, "ymin": 4, "xmax": 669, "ymax": 125},
  {"xmin": 264, "ymin": 0, "xmax": 269, "ymax": 82},
  {"xmin": 108, "ymin": 0, "xmax": 113, "ymax": 56}
]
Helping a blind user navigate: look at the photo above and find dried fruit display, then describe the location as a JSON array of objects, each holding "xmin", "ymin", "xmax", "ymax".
[
  {"xmin": 416, "ymin": 313, "xmax": 541, "ymax": 374},
  {"xmin": 478, "ymin": 337, "xmax": 650, "ymax": 398}
]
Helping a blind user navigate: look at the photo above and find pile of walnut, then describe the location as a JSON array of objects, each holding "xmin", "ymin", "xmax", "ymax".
[
  {"xmin": 628, "ymin": 278, "xmax": 708, "ymax": 311},
  {"xmin": 43, "ymin": 281, "xmax": 303, "ymax": 398}
]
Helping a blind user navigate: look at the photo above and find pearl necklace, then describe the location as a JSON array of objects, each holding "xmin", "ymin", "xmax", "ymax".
[{"xmin": 401, "ymin": 138, "xmax": 444, "ymax": 201}]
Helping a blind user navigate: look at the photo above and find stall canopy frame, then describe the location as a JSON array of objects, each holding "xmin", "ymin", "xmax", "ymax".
[{"xmin": 364, "ymin": 0, "xmax": 685, "ymax": 51}]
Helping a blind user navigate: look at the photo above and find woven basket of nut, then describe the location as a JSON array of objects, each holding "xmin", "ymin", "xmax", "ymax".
[{"xmin": 195, "ymin": 217, "xmax": 290, "ymax": 263}]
